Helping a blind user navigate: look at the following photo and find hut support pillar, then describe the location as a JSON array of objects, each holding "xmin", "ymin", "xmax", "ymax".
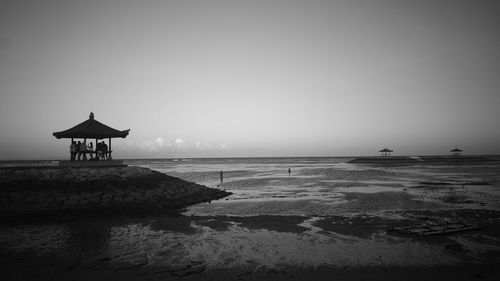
[
  {"xmin": 108, "ymin": 138, "xmax": 112, "ymax": 160},
  {"xmin": 84, "ymin": 138, "xmax": 87, "ymax": 161},
  {"xmin": 70, "ymin": 138, "xmax": 74, "ymax": 160}
]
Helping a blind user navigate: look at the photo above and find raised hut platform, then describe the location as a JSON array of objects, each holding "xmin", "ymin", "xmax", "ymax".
[
  {"xmin": 58, "ymin": 160, "xmax": 126, "ymax": 167},
  {"xmin": 0, "ymin": 165, "xmax": 231, "ymax": 219}
]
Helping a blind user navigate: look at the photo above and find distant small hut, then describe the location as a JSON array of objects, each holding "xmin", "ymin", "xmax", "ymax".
[
  {"xmin": 379, "ymin": 148, "xmax": 393, "ymax": 157},
  {"xmin": 53, "ymin": 112, "xmax": 130, "ymax": 165},
  {"xmin": 450, "ymin": 148, "xmax": 463, "ymax": 158}
]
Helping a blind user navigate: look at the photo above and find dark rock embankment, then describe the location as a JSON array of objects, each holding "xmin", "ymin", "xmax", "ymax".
[{"xmin": 0, "ymin": 166, "xmax": 231, "ymax": 220}]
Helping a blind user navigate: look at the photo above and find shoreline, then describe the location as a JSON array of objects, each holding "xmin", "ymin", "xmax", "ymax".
[
  {"xmin": 348, "ymin": 155, "xmax": 498, "ymax": 164},
  {"xmin": 1, "ymin": 154, "xmax": 499, "ymax": 164}
]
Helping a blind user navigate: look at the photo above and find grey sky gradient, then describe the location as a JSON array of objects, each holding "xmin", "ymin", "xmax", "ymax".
[{"xmin": 1, "ymin": 0, "xmax": 500, "ymax": 159}]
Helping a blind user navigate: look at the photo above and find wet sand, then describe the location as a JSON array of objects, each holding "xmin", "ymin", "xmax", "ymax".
[
  {"xmin": 2, "ymin": 256, "xmax": 499, "ymax": 281},
  {"xmin": 1, "ymin": 208, "xmax": 500, "ymax": 281}
]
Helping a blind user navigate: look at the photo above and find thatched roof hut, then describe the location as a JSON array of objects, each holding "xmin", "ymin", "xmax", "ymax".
[
  {"xmin": 379, "ymin": 147, "xmax": 393, "ymax": 157},
  {"xmin": 450, "ymin": 147, "xmax": 463, "ymax": 157},
  {"xmin": 53, "ymin": 112, "xmax": 130, "ymax": 161}
]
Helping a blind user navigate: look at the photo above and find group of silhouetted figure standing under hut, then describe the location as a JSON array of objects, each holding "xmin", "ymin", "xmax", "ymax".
[{"xmin": 69, "ymin": 140, "xmax": 108, "ymax": 161}]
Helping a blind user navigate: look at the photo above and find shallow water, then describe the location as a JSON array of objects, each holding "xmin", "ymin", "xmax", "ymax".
[
  {"xmin": 1, "ymin": 157, "xmax": 500, "ymax": 271},
  {"xmin": 127, "ymin": 158, "xmax": 500, "ymax": 216}
]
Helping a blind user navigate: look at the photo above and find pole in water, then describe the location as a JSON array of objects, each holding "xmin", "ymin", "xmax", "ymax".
[
  {"xmin": 288, "ymin": 168, "xmax": 291, "ymax": 176},
  {"xmin": 220, "ymin": 170, "xmax": 224, "ymax": 183}
]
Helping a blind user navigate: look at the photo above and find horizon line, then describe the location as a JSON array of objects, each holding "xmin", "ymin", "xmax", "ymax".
[{"xmin": 1, "ymin": 154, "xmax": 499, "ymax": 162}]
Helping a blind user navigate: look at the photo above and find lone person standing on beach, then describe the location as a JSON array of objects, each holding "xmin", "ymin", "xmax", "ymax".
[
  {"xmin": 288, "ymin": 168, "xmax": 291, "ymax": 176},
  {"xmin": 220, "ymin": 170, "xmax": 224, "ymax": 183}
]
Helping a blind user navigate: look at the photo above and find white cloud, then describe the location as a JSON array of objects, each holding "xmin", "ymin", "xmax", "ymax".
[
  {"xmin": 117, "ymin": 137, "xmax": 230, "ymax": 156},
  {"xmin": 155, "ymin": 137, "xmax": 164, "ymax": 147},
  {"xmin": 195, "ymin": 140, "xmax": 211, "ymax": 150},
  {"xmin": 174, "ymin": 138, "xmax": 184, "ymax": 147},
  {"xmin": 141, "ymin": 140, "xmax": 155, "ymax": 151}
]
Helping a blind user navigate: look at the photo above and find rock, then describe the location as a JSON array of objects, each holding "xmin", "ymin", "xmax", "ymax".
[{"xmin": 0, "ymin": 166, "xmax": 231, "ymax": 219}]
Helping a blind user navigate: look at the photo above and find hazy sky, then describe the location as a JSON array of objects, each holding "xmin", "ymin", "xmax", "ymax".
[{"xmin": 1, "ymin": 0, "xmax": 500, "ymax": 159}]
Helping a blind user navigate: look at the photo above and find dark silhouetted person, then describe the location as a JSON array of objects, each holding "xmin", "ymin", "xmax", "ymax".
[
  {"xmin": 76, "ymin": 141, "xmax": 82, "ymax": 160},
  {"xmin": 79, "ymin": 140, "xmax": 87, "ymax": 161},
  {"xmin": 220, "ymin": 170, "xmax": 223, "ymax": 183},
  {"xmin": 70, "ymin": 141, "xmax": 77, "ymax": 161},
  {"xmin": 96, "ymin": 142, "xmax": 103, "ymax": 160},
  {"xmin": 87, "ymin": 142, "xmax": 94, "ymax": 160},
  {"xmin": 288, "ymin": 168, "xmax": 291, "ymax": 176},
  {"xmin": 102, "ymin": 141, "xmax": 108, "ymax": 160}
]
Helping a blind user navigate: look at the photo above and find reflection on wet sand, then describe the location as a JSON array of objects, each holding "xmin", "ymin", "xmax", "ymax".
[{"xmin": 2, "ymin": 210, "xmax": 500, "ymax": 274}]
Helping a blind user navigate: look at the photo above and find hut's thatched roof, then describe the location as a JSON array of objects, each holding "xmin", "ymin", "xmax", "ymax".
[
  {"xmin": 53, "ymin": 112, "xmax": 130, "ymax": 139},
  {"xmin": 379, "ymin": 148, "xmax": 393, "ymax": 153}
]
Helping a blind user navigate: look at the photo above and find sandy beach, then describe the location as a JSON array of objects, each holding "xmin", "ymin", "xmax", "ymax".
[{"xmin": 1, "ymin": 158, "xmax": 500, "ymax": 280}]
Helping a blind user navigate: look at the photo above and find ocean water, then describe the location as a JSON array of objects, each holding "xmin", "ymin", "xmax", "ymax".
[{"xmin": 1, "ymin": 157, "xmax": 500, "ymax": 272}]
